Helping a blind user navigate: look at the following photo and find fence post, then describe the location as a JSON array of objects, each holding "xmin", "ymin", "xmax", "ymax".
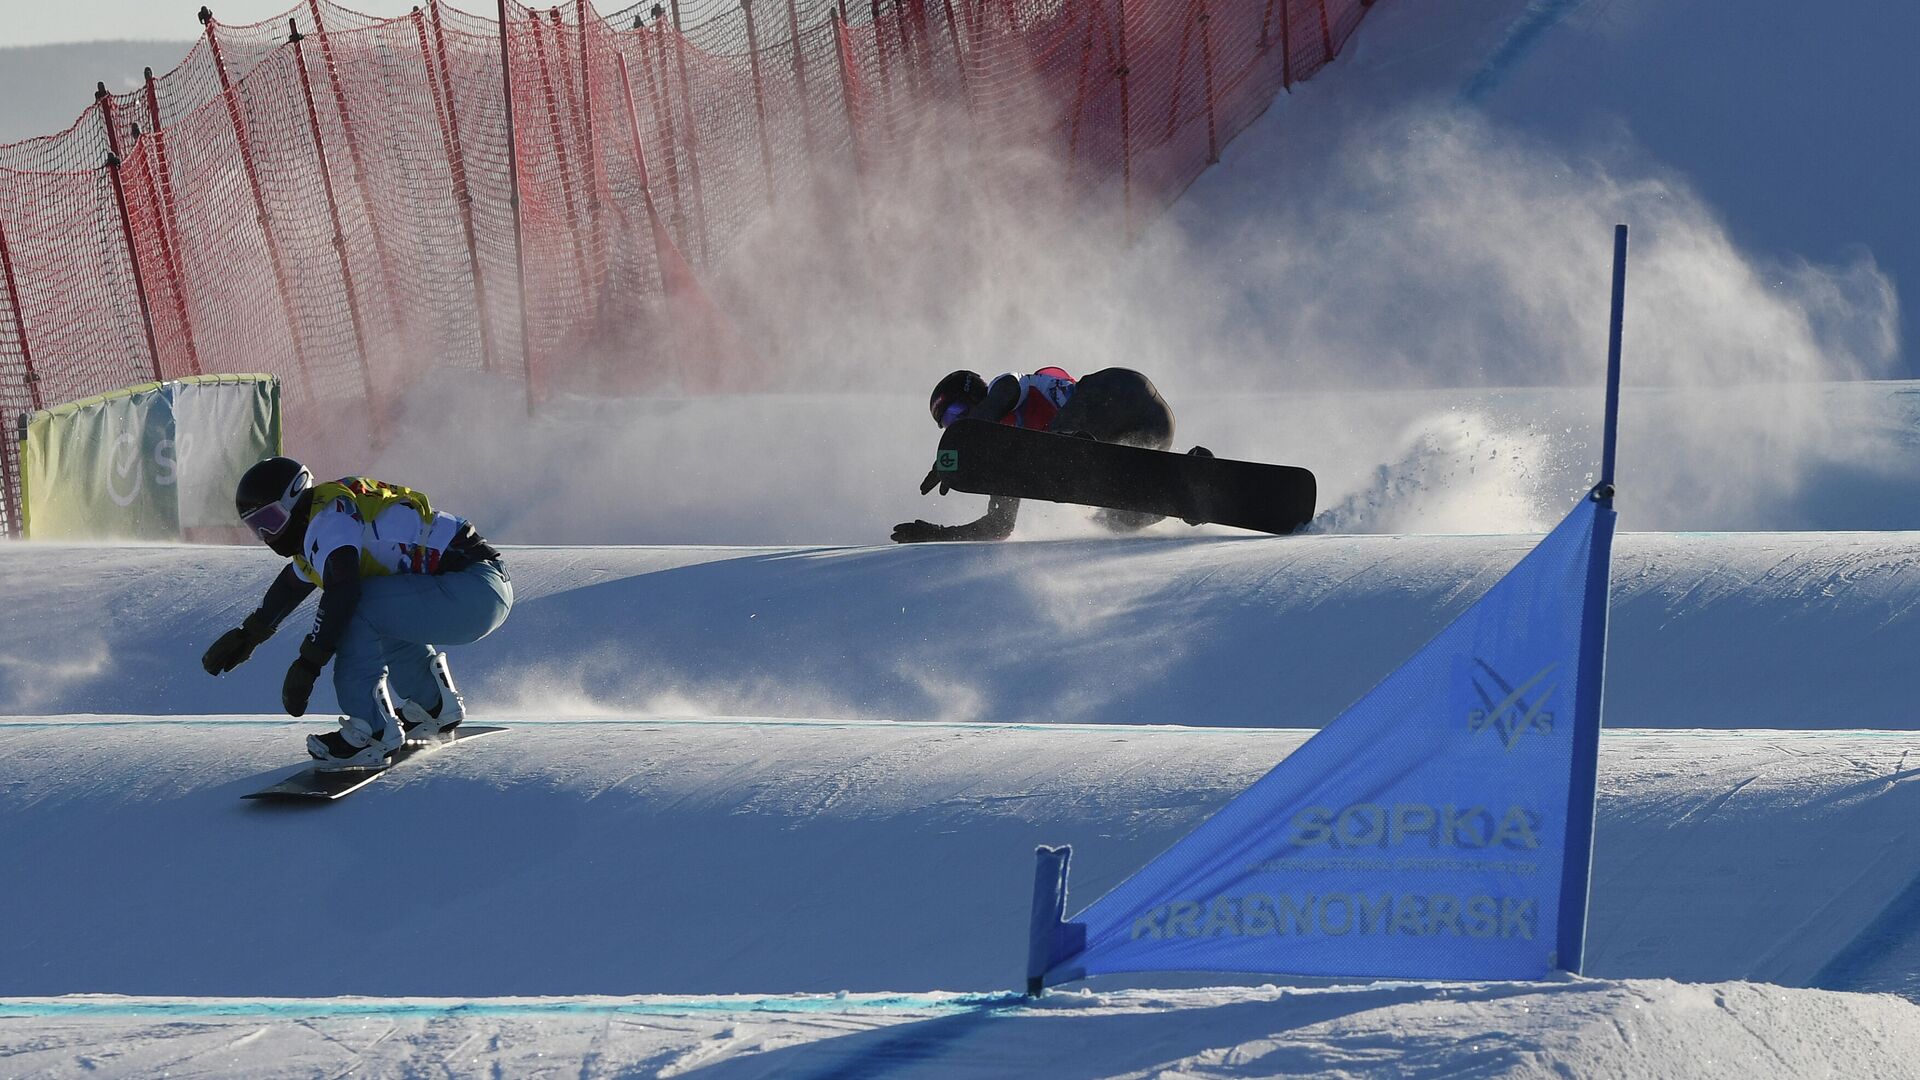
[
  {"xmin": 898, "ymin": 0, "xmax": 925, "ymax": 101},
  {"xmin": 0, "ymin": 204, "xmax": 31, "ymax": 534},
  {"xmin": 831, "ymin": 11, "xmax": 866, "ymax": 183},
  {"xmin": 137, "ymin": 69, "xmax": 202, "ymax": 377},
  {"xmin": 740, "ymin": 0, "xmax": 778, "ymax": 206},
  {"xmin": 104, "ymin": 153, "xmax": 164, "ymax": 383},
  {"xmin": 614, "ymin": 52, "xmax": 679, "ymax": 285},
  {"xmin": 131, "ymin": 130, "xmax": 203, "ymax": 378},
  {"xmin": 1280, "ymin": 0, "xmax": 1293, "ymax": 86},
  {"xmin": 1115, "ymin": 0, "xmax": 1133, "ymax": 239},
  {"xmin": 496, "ymin": 0, "xmax": 536, "ymax": 410},
  {"xmin": 1199, "ymin": 0, "xmax": 1217, "ymax": 162},
  {"xmin": 199, "ymin": 6, "xmax": 316, "ymax": 401},
  {"xmin": 634, "ymin": 11, "xmax": 691, "ymax": 255},
  {"xmin": 785, "ymin": 0, "xmax": 819, "ymax": 168},
  {"xmin": 574, "ymin": 0, "xmax": 609, "ymax": 304},
  {"xmin": 1316, "ymin": 0, "xmax": 1333, "ymax": 62},
  {"xmin": 869, "ymin": 0, "xmax": 896, "ymax": 143},
  {"xmin": 306, "ymin": 0, "xmax": 407, "ymax": 346},
  {"xmin": 667, "ymin": 0, "xmax": 712, "ymax": 266},
  {"xmin": 529, "ymin": 13, "xmax": 594, "ymax": 294},
  {"xmin": 0, "ymin": 219, "xmax": 41, "ymax": 414},
  {"xmin": 288, "ymin": 21, "xmax": 379, "ymax": 423},
  {"xmin": 939, "ymin": 0, "xmax": 973, "ymax": 121},
  {"xmin": 419, "ymin": 2, "xmax": 499, "ymax": 373},
  {"xmin": 141, "ymin": 67, "xmax": 194, "ymax": 294},
  {"xmin": 97, "ymin": 88, "xmax": 163, "ymax": 383}
]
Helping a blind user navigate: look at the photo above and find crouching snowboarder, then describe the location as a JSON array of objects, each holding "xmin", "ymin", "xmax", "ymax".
[
  {"xmin": 892, "ymin": 366, "xmax": 1177, "ymax": 543},
  {"xmin": 201, "ymin": 456, "xmax": 513, "ymax": 770}
]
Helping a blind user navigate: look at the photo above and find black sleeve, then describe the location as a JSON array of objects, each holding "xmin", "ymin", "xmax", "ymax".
[
  {"xmin": 303, "ymin": 546, "xmax": 363, "ymax": 663},
  {"xmin": 966, "ymin": 375, "xmax": 1021, "ymax": 424},
  {"xmin": 946, "ymin": 494, "xmax": 1020, "ymax": 541},
  {"xmin": 250, "ymin": 564, "xmax": 316, "ymax": 633}
]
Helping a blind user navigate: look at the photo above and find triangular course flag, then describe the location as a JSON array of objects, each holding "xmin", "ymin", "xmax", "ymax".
[{"xmin": 1026, "ymin": 226, "xmax": 1630, "ymax": 992}]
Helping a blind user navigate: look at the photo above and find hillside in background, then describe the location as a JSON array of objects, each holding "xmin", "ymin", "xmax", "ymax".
[{"xmin": 0, "ymin": 42, "xmax": 191, "ymax": 144}]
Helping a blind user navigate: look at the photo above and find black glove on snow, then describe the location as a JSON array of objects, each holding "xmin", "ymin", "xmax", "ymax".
[
  {"xmin": 281, "ymin": 640, "xmax": 329, "ymax": 717},
  {"xmin": 891, "ymin": 519, "xmax": 948, "ymax": 544},
  {"xmin": 201, "ymin": 611, "xmax": 276, "ymax": 675}
]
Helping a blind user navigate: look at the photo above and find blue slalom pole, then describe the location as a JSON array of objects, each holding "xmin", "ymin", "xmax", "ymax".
[
  {"xmin": 1599, "ymin": 223, "xmax": 1627, "ymax": 492},
  {"xmin": 1556, "ymin": 224, "xmax": 1627, "ymax": 975}
]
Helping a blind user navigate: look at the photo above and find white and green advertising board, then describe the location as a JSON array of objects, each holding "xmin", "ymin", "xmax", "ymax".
[{"xmin": 19, "ymin": 374, "xmax": 281, "ymax": 540}]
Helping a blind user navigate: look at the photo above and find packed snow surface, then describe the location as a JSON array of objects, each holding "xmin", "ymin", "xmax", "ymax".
[{"xmin": 4, "ymin": 532, "xmax": 1920, "ymax": 1075}]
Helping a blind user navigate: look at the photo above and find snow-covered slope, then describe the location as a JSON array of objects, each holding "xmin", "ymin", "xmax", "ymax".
[
  {"xmin": 8, "ymin": 531, "xmax": 1919, "ymax": 730},
  {"xmin": 6, "ymin": 980, "xmax": 1919, "ymax": 1078},
  {"xmin": 2, "ymin": 721, "xmax": 1918, "ymax": 1003}
]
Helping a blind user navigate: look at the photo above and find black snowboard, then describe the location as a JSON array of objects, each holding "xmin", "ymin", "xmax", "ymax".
[
  {"xmin": 931, "ymin": 420, "xmax": 1315, "ymax": 535},
  {"xmin": 243, "ymin": 726, "xmax": 507, "ymax": 801}
]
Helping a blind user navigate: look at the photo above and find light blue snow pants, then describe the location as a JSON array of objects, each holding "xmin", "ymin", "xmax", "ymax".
[{"xmin": 332, "ymin": 559, "xmax": 513, "ymax": 727}]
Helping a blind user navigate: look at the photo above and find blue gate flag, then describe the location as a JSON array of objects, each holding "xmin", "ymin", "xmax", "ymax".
[{"xmin": 1032, "ymin": 488, "xmax": 1616, "ymax": 987}]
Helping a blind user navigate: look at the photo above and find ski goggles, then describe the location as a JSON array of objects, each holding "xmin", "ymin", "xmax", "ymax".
[
  {"xmin": 242, "ymin": 500, "xmax": 292, "ymax": 540},
  {"xmin": 934, "ymin": 400, "xmax": 969, "ymax": 429}
]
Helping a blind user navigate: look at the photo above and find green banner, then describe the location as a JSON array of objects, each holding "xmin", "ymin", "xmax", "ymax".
[{"xmin": 19, "ymin": 374, "xmax": 281, "ymax": 540}]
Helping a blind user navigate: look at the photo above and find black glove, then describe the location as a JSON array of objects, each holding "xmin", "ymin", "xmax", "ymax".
[
  {"xmin": 281, "ymin": 640, "xmax": 329, "ymax": 718},
  {"xmin": 919, "ymin": 469, "xmax": 950, "ymax": 496},
  {"xmin": 201, "ymin": 612, "xmax": 275, "ymax": 675},
  {"xmin": 891, "ymin": 519, "xmax": 949, "ymax": 544}
]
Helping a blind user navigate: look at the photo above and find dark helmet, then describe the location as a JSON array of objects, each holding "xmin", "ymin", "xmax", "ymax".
[
  {"xmin": 235, "ymin": 456, "xmax": 312, "ymax": 540},
  {"xmin": 929, "ymin": 370, "xmax": 988, "ymax": 427}
]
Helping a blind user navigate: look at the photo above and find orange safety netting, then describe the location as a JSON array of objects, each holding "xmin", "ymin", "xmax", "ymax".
[{"xmin": 0, "ymin": 0, "xmax": 1376, "ymax": 535}]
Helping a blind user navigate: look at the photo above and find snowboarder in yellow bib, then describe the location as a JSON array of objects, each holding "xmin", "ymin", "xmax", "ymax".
[{"xmin": 200, "ymin": 457, "xmax": 514, "ymax": 770}]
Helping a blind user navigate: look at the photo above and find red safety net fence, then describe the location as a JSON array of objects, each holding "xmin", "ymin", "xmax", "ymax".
[{"xmin": 0, "ymin": 0, "xmax": 1376, "ymax": 536}]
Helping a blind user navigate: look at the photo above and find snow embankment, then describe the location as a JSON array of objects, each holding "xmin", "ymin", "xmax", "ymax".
[
  {"xmin": 5, "ymin": 533, "xmax": 1919, "ymax": 729},
  {"xmin": 5, "ymin": 980, "xmax": 1919, "ymax": 1078},
  {"xmin": 1, "ymin": 720, "xmax": 1917, "ymax": 1004}
]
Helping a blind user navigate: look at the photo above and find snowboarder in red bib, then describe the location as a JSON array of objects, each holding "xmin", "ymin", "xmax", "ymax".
[
  {"xmin": 893, "ymin": 366, "xmax": 1176, "ymax": 542},
  {"xmin": 199, "ymin": 457, "xmax": 513, "ymax": 770}
]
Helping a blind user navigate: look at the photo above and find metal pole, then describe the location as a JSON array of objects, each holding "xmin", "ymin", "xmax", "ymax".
[
  {"xmin": 289, "ymin": 22, "xmax": 380, "ymax": 423},
  {"xmin": 199, "ymin": 6, "xmax": 316, "ymax": 401},
  {"xmin": 667, "ymin": 0, "xmax": 711, "ymax": 266},
  {"xmin": 869, "ymin": 0, "xmax": 896, "ymax": 143},
  {"xmin": 939, "ymin": 0, "xmax": 972, "ymax": 122},
  {"xmin": 497, "ymin": 0, "xmax": 537, "ymax": 409},
  {"xmin": 831, "ymin": 11, "xmax": 866, "ymax": 182},
  {"xmin": 1198, "ymin": 0, "xmax": 1216, "ymax": 163},
  {"xmin": 142, "ymin": 67, "xmax": 192, "ymax": 283},
  {"xmin": 105, "ymin": 153, "xmax": 164, "ymax": 383},
  {"xmin": 740, "ymin": 0, "xmax": 778, "ymax": 205},
  {"xmin": 420, "ymin": 2, "xmax": 499, "ymax": 373},
  {"xmin": 139, "ymin": 68, "xmax": 201, "ymax": 376},
  {"xmin": 1601, "ymin": 224, "xmax": 1628, "ymax": 489},
  {"xmin": 529, "ymin": 13, "xmax": 593, "ymax": 293},
  {"xmin": 0, "ymin": 219, "xmax": 41, "ymax": 413},
  {"xmin": 133, "ymin": 125, "xmax": 203, "ymax": 376},
  {"xmin": 614, "ymin": 53, "xmax": 678, "ymax": 288},
  {"xmin": 785, "ymin": 0, "xmax": 818, "ymax": 167},
  {"xmin": 1115, "ymin": 0, "xmax": 1133, "ymax": 239},
  {"xmin": 1278, "ymin": 0, "xmax": 1291, "ymax": 86},
  {"xmin": 306, "ymin": 0, "xmax": 407, "ymax": 344},
  {"xmin": 573, "ymin": 0, "xmax": 608, "ymax": 300},
  {"xmin": 634, "ymin": 12, "xmax": 690, "ymax": 254},
  {"xmin": 1316, "ymin": 0, "xmax": 1332, "ymax": 62},
  {"xmin": 97, "ymin": 87, "xmax": 163, "ymax": 382}
]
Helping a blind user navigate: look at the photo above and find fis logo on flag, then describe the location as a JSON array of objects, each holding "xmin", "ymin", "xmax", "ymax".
[{"xmin": 1466, "ymin": 660, "xmax": 1559, "ymax": 751}]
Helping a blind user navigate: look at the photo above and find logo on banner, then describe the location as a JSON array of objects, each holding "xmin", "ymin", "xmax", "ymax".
[{"xmin": 1466, "ymin": 660, "xmax": 1558, "ymax": 751}]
